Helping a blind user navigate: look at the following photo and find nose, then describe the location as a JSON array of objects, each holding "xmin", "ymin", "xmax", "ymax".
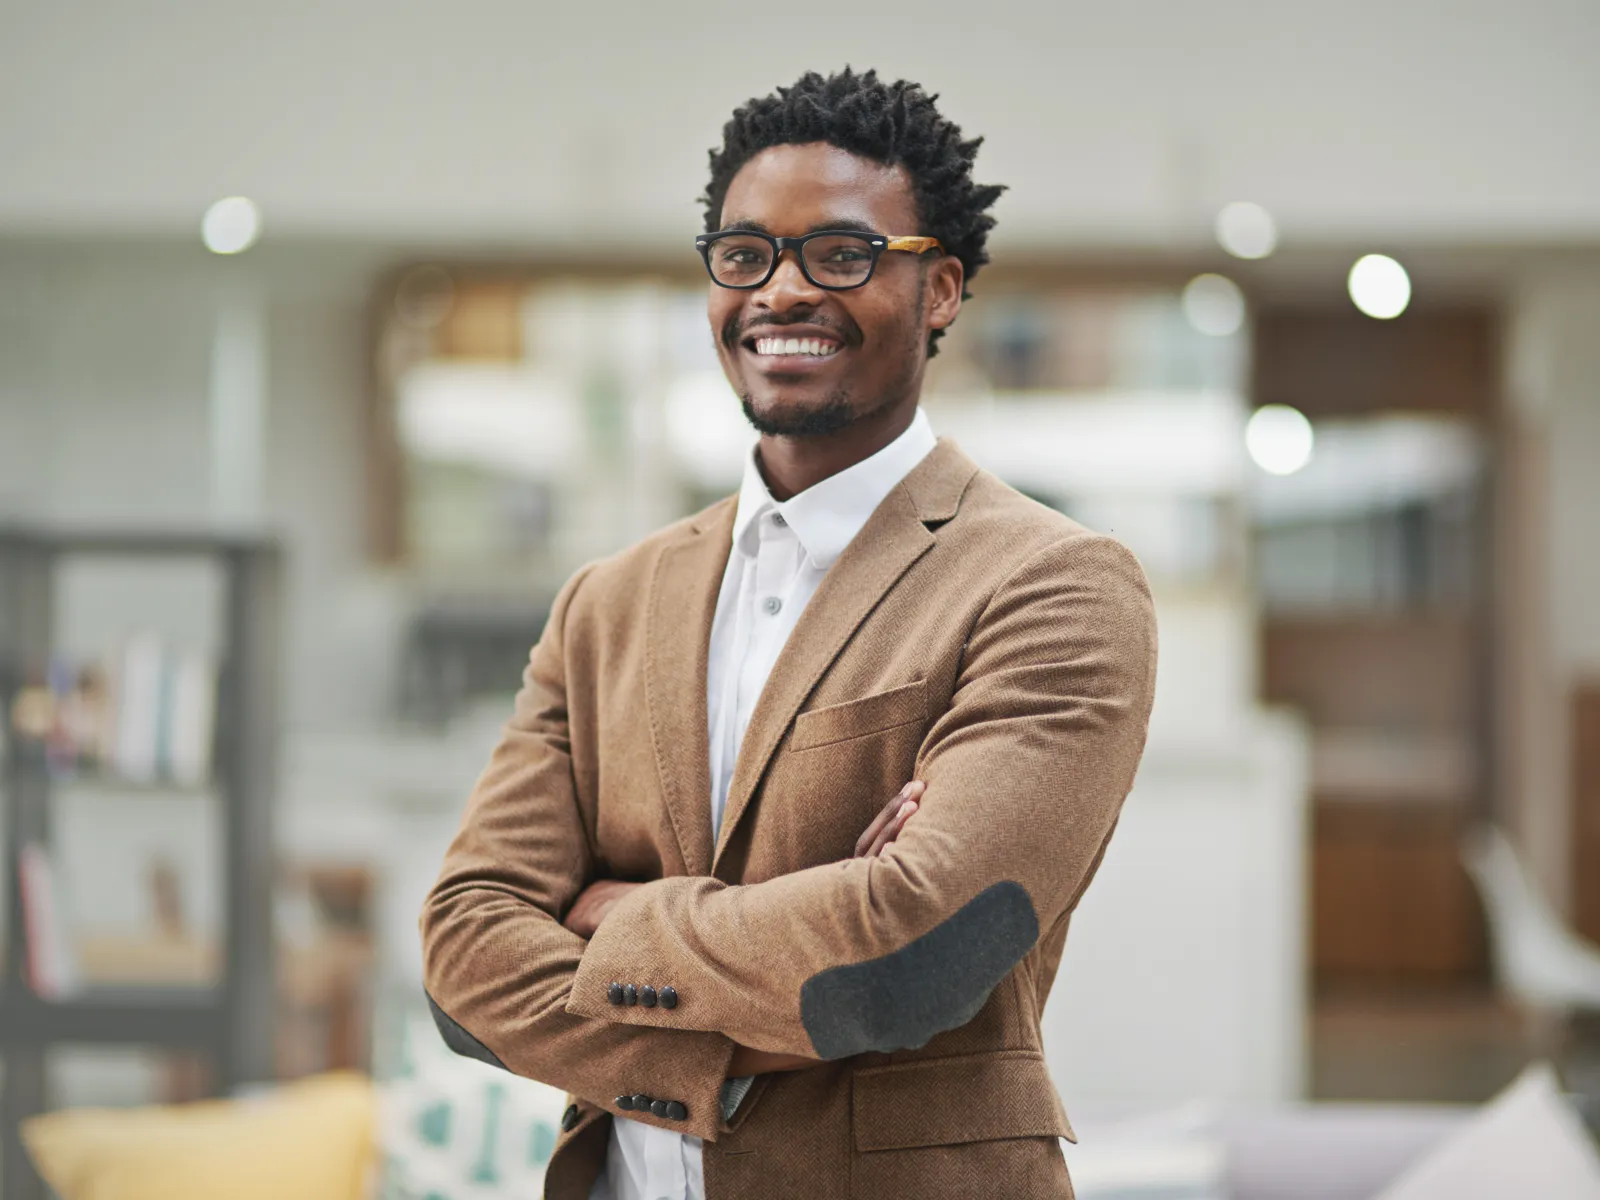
[{"xmin": 752, "ymin": 248, "xmax": 824, "ymax": 313}]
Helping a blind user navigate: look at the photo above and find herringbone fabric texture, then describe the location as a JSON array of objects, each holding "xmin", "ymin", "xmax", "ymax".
[{"xmin": 421, "ymin": 440, "xmax": 1158, "ymax": 1199}]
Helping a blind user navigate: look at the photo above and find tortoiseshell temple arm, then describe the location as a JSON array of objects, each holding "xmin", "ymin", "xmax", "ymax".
[{"xmin": 884, "ymin": 236, "xmax": 943, "ymax": 255}]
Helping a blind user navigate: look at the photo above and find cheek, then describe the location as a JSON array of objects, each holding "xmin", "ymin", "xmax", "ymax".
[
  {"xmin": 852, "ymin": 296, "xmax": 919, "ymax": 359},
  {"xmin": 707, "ymin": 293, "xmax": 741, "ymax": 349}
]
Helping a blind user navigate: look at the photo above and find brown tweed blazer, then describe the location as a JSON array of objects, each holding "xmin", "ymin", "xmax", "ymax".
[{"xmin": 420, "ymin": 439, "xmax": 1157, "ymax": 1199}]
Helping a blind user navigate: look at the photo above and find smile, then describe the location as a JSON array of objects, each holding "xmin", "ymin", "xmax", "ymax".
[{"xmin": 750, "ymin": 336, "xmax": 841, "ymax": 358}]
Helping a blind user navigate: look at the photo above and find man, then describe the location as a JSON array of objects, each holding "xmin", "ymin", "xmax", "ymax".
[{"xmin": 422, "ymin": 68, "xmax": 1157, "ymax": 1199}]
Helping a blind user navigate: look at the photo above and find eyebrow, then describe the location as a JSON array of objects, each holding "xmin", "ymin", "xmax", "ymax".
[{"xmin": 718, "ymin": 218, "xmax": 881, "ymax": 236}]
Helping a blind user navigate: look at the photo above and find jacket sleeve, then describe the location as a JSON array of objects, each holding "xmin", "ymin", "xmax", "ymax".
[
  {"xmin": 419, "ymin": 565, "xmax": 738, "ymax": 1141},
  {"xmin": 563, "ymin": 533, "xmax": 1158, "ymax": 1059}
]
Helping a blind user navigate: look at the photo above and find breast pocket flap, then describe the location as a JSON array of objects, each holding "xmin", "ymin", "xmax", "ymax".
[{"xmin": 790, "ymin": 679, "xmax": 927, "ymax": 752}]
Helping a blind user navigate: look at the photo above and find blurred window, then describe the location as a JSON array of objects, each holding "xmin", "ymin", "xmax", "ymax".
[{"xmin": 373, "ymin": 270, "xmax": 1250, "ymax": 593}]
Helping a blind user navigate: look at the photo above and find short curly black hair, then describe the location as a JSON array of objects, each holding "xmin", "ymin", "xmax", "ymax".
[{"xmin": 703, "ymin": 67, "xmax": 1004, "ymax": 355}]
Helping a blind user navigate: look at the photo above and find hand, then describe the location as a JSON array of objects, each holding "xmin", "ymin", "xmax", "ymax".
[
  {"xmin": 853, "ymin": 780, "xmax": 924, "ymax": 858},
  {"xmin": 562, "ymin": 879, "xmax": 642, "ymax": 938},
  {"xmin": 729, "ymin": 1043, "xmax": 820, "ymax": 1075}
]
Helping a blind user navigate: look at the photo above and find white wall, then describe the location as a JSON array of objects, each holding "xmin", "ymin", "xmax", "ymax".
[
  {"xmin": 1043, "ymin": 710, "xmax": 1309, "ymax": 1113},
  {"xmin": 1504, "ymin": 262, "xmax": 1600, "ymax": 908},
  {"xmin": 3, "ymin": 0, "xmax": 1597, "ymax": 247}
]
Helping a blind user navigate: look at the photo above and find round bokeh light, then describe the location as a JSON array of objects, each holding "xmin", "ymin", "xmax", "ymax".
[
  {"xmin": 1347, "ymin": 254, "xmax": 1410, "ymax": 319},
  {"xmin": 1182, "ymin": 273, "xmax": 1246, "ymax": 337},
  {"xmin": 1246, "ymin": 404, "xmax": 1314, "ymax": 475},
  {"xmin": 202, "ymin": 197, "xmax": 261, "ymax": 255},
  {"xmin": 1215, "ymin": 201, "xmax": 1278, "ymax": 260}
]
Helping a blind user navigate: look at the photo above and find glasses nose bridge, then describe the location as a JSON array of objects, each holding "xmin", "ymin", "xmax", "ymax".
[{"xmin": 758, "ymin": 237, "xmax": 821, "ymax": 297}]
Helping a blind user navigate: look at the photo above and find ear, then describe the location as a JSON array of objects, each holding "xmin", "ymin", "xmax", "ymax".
[{"xmin": 926, "ymin": 254, "xmax": 965, "ymax": 332}]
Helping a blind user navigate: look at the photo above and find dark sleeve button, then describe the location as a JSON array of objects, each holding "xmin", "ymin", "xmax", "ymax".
[
  {"xmin": 665, "ymin": 1100, "xmax": 687, "ymax": 1121},
  {"xmin": 623, "ymin": 984, "xmax": 638, "ymax": 1006},
  {"xmin": 607, "ymin": 982, "xmax": 624, "ymax": 1005},
  {"xmin": 631, "ymin": 1094, "xmax": 651, "ymax": 1112},
  {"xmin": 615, "ymin": 1095, "xmax": 634, "ymax": 1112},
  {"xmin": 650, "ymin": 1099, "xmax": 669, "ymax": 1118},
  {"xmin": 658, "ymin": 986, "xmax": 678, "ymax": 1009},
  {"xmin": 639, "ymin": 985, "xmax": 657, "ymax": 1007},
  {"xmin": 561, "ymin": 1104, "xmax": 580, "ymax": 1131}
]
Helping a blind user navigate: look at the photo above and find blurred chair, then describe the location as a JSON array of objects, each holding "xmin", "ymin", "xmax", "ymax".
[{"xmin": 1461, "ymin": 826, "xmax": 1600, "ymax": 1014}]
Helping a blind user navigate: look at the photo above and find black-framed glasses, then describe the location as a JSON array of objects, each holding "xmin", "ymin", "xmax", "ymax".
[{"xmin": 695, "ymin": 229, "xmax": 943, "ymax": 291}]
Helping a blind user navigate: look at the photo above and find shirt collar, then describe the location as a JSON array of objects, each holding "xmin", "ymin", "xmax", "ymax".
[{"xmin": 731, "ymin": 407, "xmax": 937, "ymax": 569}]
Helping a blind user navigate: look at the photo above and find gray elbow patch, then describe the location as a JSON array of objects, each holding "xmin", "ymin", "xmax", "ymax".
[
  {"xmin": 799, "ymin": 881, "xmax": 1038, "ymax": 1059},
  {"xmin": 427, "ymin": 991, "xmax": 509, "ymax": 1071}
]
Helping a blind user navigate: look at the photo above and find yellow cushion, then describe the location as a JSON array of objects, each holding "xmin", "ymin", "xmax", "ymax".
[{"xmin": 21, "ymin": 1071, "xmax": 375, "ymax": 1200}]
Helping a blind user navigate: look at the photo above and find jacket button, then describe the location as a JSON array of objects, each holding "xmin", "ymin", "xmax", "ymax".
[
  {"xmin": 607, "ymin": 982, "xmax": 624, "ymax": 1005},
  {"xmin": 561, "ymin": 1104, "xmax": 580, "ymax": 1131},
  {"xmin": 623, "ymin": 984, "xmax": 638, "ymax": 1005},
  {"xmin": 650, "ymin": 1099, "xmax": 669, "ymax": 1118},
  {"xmin": 658, "ymin": 986, "xmax": 678, "ymax": 1009},
  {"xmin": 616, "ymin": 1095, "xmax": 634, "ymax": 1111},
  {"xmin": 632, "ymin": 1094, "xmax": 651, "ymax": 1112},
  {"xmin": 639, "ymin": 985, "xmax": 657, "ymax": 1007},
  {"xmin": 665, "ymin": 1100, "xmax": 687, "ymax": 1121}
]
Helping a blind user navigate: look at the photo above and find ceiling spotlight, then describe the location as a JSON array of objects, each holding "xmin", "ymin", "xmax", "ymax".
[
  {"xmin": 1215, "ymin": 201, "xmax": 1278, "ymax": 260},
  {"xmin": 1182, "ymin": 273, "xmax": 1246, "ymax": 337},
  {"xmin": 201, "ymin": 197, "xmax": 261, "ymax": 255},
  {"xmin": 1246, "ymin": 404, "xmax": 1314, "ymax": 475},
  {"xmin": 1347, "ymin": 254, "xmax": 1410, "ymax": 319}
]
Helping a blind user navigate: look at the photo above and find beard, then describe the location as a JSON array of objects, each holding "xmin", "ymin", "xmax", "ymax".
[{"xmin": 739, "ymin": 388, "xmax": 858, "ymax": 437}]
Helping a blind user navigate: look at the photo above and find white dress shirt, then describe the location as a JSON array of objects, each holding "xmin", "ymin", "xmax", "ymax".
[{"xmin": 588, "ymin": 408, "xmax": 937, "ymax": 1200}]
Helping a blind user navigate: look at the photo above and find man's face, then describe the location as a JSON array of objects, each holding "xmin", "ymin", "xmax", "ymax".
[{"xmin": 708, "ymin": 142, "xmax": 963, "ymax": 437}]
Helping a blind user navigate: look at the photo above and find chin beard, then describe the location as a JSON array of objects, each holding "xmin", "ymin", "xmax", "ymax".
[{"xmin": 740, "ymin": 390, "xmax": 858, "ymax": 437}]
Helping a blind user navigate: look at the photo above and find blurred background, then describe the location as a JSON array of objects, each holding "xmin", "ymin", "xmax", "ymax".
[{"xmin": 3, "ymin": 2, "xmax": 1600, "ymax": 1197}]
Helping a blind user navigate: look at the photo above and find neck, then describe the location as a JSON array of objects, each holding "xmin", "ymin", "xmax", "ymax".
[{"xmin": 755, "ymin": 399, "xmax": 919, "ymax": 501}]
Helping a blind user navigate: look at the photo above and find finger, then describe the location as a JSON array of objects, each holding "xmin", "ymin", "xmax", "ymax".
[
  {"xmin": 860, "ymin": 782, "xmax": 924, "ymax": 857},
  {"xmin": 866, "ymin": 799, "xmax": 917, "ymax": 858},
  {"xmin": 855, "ymin": 784, "xmax": 914, "ymax": 856},
  {"xmin": 563, "ymin": 895, "xmax": 597, "ymax": 936},
  {"xmin": 856, "ymin": 785, "xmax": 911, "ymax": 854},
  {"xmin": 876, "ymin": 784, "xmax": 924, "ymax": 850}
]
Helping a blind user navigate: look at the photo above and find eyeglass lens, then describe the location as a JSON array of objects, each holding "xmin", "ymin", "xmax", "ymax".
[{"xmin": 707, "ymin": 234, "xmax": 876, "ymax": 288}]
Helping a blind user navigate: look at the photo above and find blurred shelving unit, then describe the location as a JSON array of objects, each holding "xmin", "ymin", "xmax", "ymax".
[{"xmin": 0, "ymin": 525, "xmax": 281, "ymax": 1200}]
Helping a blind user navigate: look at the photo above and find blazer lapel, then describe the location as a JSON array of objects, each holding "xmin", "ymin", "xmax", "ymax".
[
  {"xmin": 711, "ymin": 441, "xmax": 977, "ymax": 872},
  {"xmin": 645, "ymin": 499, "xmax": 735, "ymax": 877}
]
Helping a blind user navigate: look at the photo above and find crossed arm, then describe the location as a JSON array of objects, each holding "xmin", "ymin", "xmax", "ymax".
[
  {"xmin": 421, "ymin": 534, "xmax": 1155, "ymax": 1138},
  {"xmin": 561, "ymin": 781, "xmax": 926, "ymax": 1076}
]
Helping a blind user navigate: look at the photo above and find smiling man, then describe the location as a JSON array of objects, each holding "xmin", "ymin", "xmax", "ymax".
[{"xmin": 421, "ymin": 69, "xmax": 1158, "ymax": 1200}]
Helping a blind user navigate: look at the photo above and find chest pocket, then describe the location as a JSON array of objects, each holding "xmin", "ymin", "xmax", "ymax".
[{"xmin": 790, "ymin": 679, "xmax": 927, "ymax": 751}]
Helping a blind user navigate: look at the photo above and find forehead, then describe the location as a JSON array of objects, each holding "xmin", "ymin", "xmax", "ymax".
[{"xmin": 718, "ymin": 142, "xmax": 919, "ymax": 234}]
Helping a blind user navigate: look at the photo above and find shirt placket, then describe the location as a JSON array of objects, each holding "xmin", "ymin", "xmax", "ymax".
[
  {"xmin": 710, "ymin": 551, "xmax": 758, "ymax": 840},
  {"xmin": 735, "ymin": 519, "xmax": 798, "ymax": 750}
]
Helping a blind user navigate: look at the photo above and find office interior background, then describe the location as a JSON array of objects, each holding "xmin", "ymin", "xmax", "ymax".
[{"xmin": 3, "ymin": 2, "xmax": 1600, "ymax": 1197}]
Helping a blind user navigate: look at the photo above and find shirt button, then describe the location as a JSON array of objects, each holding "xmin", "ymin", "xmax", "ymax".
[
  {"xmin": 771, "ymin": 512, "xmax": 786, "ymax": 527},
  {"xmin": 762, "ymin": 596, "xmax": 782, "ymax": 616}
]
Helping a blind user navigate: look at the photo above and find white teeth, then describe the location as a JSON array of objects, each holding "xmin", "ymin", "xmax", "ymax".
[{"xmin": 752, "ymin": 336, "xmax": 840, "ymax": 357}]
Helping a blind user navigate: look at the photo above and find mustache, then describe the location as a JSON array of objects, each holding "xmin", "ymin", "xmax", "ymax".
[{"xmin": 720, "ymin": 312, "xmax": 860, "ymax": 350}]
